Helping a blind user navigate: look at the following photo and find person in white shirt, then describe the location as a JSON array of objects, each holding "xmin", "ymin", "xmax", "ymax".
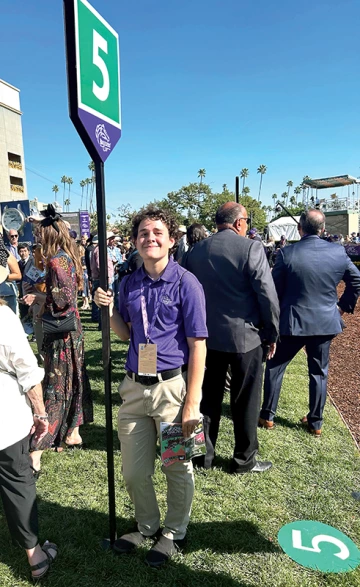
[{"xmin": 0, "ymin": 265, "xmax": 57, "ymax": 582}]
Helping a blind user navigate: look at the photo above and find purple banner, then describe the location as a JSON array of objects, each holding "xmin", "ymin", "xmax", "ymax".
[
  {"xmin": 79, "ymin": 210, "xmax": 91, "ymax": 237},
  {"xmin": 78, "ymin": 108, "xmax": 121, "ymax": 163}
]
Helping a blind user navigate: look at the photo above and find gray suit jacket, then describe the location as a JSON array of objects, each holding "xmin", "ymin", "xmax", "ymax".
[
  {"xmin": 183, "ymin": 229, "xmax": 280, "ymax": 353},
  {"xmin": 273, "ymin": 235, "xmax": 360, "ymax": 336}
]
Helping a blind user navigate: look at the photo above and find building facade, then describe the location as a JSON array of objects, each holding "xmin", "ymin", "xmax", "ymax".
[{"xmin": 0, "ymin": 79, "xmax": 28, "ymax": 203}]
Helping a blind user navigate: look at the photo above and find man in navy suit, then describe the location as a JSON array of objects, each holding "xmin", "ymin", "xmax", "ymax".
[{"xmin": 259, "ymin": 209, "xmax": 360, "ymax": 436}]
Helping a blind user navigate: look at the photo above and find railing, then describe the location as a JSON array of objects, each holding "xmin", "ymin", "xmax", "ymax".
[
  {"xmin": 8, "ymin": 160, "xmax": 23, "ymax": 170},
  {"xmin": 10, "ymin": 184, "xmax": 24, "ymax": 193},
  {"xmin": 318, "ymin": 198, "xmax": 359, "ymax": 212}
]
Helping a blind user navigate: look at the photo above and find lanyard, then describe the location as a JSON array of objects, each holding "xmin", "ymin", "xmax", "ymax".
[{"xmin": 140, "ymin": 280, "xmax": 166, "ymax": 344}]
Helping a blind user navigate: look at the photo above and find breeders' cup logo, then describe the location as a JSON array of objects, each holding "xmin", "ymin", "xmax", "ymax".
[{"xmin": 95, "ymin": 124, "xmax": 111, "ymax": 153}]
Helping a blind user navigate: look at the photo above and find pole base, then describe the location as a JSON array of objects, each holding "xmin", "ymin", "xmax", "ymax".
[{"xmin": 101, "ymin": 538, "xmax": 116, "ymax": 551}]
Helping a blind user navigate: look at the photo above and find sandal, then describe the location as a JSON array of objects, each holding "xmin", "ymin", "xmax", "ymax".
[
  {"xmin": 50, "ymin": 445, "xmax": 64, "ymax": 453},
  {"xmin": 30, "ymin": 541, "xmax": 58, "ymax": 583},
  {"xmin": 64, "ymin": 442, "xmax": 84, "ymax": 450}
]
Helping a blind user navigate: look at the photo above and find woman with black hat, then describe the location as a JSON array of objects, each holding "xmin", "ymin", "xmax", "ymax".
[{"xmin": 23, "ymin": 205, "xmax": 93, "ymax": 470}]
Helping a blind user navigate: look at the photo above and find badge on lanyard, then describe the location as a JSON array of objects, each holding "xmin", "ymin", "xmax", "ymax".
[
  {"xmin": 138, "ymin": 343, "xmax": 158, "ymax": 376},
  {"xmin": 138, "ymin": 281, "xmax": 165, "ymax": 376}
]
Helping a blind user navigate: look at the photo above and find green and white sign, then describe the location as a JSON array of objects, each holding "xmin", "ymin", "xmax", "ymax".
[
  {"xmin": 278, "ymin": 521, "xmax": 360, "ymax": 573},
  {"xmin": 65, "ymin": 0, "xmax": 121, "ymax": 162}
]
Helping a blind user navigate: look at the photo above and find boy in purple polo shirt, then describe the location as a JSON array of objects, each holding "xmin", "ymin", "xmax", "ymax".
[{"xmin": 95, "ymin": 206, "xmax": 207, "ymax": 567}]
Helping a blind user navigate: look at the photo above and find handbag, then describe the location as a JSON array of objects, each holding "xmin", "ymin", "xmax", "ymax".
[{"xmin": 42, "ymin": 312, "xmax": 77, "ymax": 335}]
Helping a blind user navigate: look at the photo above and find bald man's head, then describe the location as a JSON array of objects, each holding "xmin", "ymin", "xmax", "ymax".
[
  {"xmin": 299, "ymin": 209, "xmax": 325, "ymax": 236},
  {"xmin": 215, "ymin": 202, "xmax": 247, "ymax": 226}
]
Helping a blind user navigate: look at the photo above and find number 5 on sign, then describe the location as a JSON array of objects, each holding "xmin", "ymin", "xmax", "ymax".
[
  {"xmin": 278, "ymin": 521, "xmax": 360, "ymax": 573},
  {"xmin": 92, "ymin": 30, "xmax": 110, "ymax": 102},
  {"xmin": 292, "ymin": 530, "xmax": 350, "ymax": 560}
]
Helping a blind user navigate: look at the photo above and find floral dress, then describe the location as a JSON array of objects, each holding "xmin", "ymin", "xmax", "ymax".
[{"xmin": 36, "ymin": 250, "xmax": 93, "ymax": 449}]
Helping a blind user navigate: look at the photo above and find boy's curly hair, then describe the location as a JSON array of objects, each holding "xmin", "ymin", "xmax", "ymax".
[{"xmin": 131, "ymin": 206, "xmax": 179, "ymax": 244}]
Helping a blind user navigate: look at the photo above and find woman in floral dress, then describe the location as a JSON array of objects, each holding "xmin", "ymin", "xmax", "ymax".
[{"xmin": 24, "ymin": 205, "xmax": 93, "ymax": 473}]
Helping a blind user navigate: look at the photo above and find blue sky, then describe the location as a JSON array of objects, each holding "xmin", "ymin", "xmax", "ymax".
[{"xmin": 1, "ymin": 0, "xmax": 359, "ymax": 216}]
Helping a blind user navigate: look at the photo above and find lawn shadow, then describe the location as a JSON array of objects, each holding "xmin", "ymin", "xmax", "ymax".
[
  {"xmin": 274, "ymin": 416, "xmax": 300, "ymax": 430},
  {"xmin": 81, "ymin": 422, "xmax": 120, "ymax": 451},
  {"xmin": 0, "ymin": 500, "xmax": 261, "ymax": 587},
  {"xmin": 90, "ymin": 386, "xmax": 122, "ymax": 406},
  {"xmin": 222, "ymin": 399, "xmax": 232, "ymax": 420},
  {"xmin": 188, "ymin": 519, "xmax": 280, "ymax": 555},
  {"xmin": 211, "ymin": 454, "xmax": 233, "ymax": 473}
]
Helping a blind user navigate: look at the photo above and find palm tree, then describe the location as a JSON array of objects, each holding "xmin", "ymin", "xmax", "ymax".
[
  {"xmin": 286, "ymin": 180, "xmax": 293, "ymax": 206},
  {"xmin": 89, "ymin": 176, "xmax": 96, "ymax": 214},
  {"xmin": 281, "ymin": 192, "xmax": 287, "ymax": 206},
  {"xmin": 197, "ymin": 169, "xmax": 206, "ymax": 184},
  {"xmin": 61, "ymin": 175, "xmax": 67, "ymax": 210},
  {"xmin": 52, "ymin": 184, "xmax": 59, "ymax": 203},
  {"xmin": 257, "ymin": 165, "xmax": 267, "ymax": 201},
  {"xmin": 240, "ymin": 168, "xmax": 249, "ymax": 194},
  {"xmin": 289, "ymin": 195, "xmax": 296, "ymax": 207},
  {"xmin": 294, "ymin": 186, "xmax": 301, "ymax": 198},
  {"xmin": 64, "ymin": 198, "xmax": 70, "ymax": 212},
  {"xmin": 272, "ymin": 193, "xmax": 278, "ymax": 211},
  {"xmin": 80, "ymin": 180, "xmax": 86, "ymax": 209},
  {"xmin": 301, "ymin": 176, "xmax": 311, "ymax": 207},
  {"xmin": 66, "ymin": 177, "xmax": 73, "ymax": 210},
  {"xmin": 222, "ymin": 183, "xmax": 228, "ymax": 193},
  {"xmin": 84, "ymin": 178, "xmax": 89, "ymax": 210},
  {"xmin": 88, "ymin": 161, "xmax": 95, "ymax": 174}
]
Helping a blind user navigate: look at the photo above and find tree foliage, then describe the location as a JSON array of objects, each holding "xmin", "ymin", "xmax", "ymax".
[{"xmin": 238, "ymin": 195, "xmax": 267, "ymax": 231}]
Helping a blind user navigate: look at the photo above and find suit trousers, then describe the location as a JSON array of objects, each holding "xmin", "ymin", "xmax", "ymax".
[
  {"xmin": 118, "ymin": 373, "xmax": 194, "ymax": 540},
  {"xmin": 260, "ymin": 335, "xmax": 334, "ymax": 430},
  {"xmin": 0, "ymin": 436, "xmax": 39, "ymax": 549},
  {"xmin": 198, "ymin": 346, "xmax": 263, "ymax": 472}
]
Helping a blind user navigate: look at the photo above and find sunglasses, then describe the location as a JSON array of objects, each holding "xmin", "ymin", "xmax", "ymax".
[
  {"xmin": 238, "ymin": 217, "xmax": 251, "ymax": 225},
  {"xmin": 10, "ymin": 234, "xmax": 18, "ymax": 238}
]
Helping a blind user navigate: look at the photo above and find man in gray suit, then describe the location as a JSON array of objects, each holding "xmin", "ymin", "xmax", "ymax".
[
  {"xmin": 259, "ymin": 209, "xmax": 360, "ymax": 435},
  {"xmin": 184, "ymin": 202, "xmax": 280, "ymax": 473}
]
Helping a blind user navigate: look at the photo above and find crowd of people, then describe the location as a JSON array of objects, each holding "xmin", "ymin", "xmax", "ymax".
[{"xmin": 1, "ymin": 202, "xmax": 360, "ymax": 580}]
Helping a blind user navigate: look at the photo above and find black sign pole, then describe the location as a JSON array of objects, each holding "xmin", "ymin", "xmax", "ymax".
[
  {"xmin": 235, "ymin": 176, "xmax": 240, "ymax": 203},
  {"xmin": 63, "ymin": 0, "xmax": 117, "ymax": 548},
  {"xmin": 94, "ymin": 159, "xmax": 117, "ymax": 548}
]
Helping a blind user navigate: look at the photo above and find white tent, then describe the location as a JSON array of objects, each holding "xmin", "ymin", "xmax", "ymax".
[{"xmin": 268, "ymin": 216, "xmax": 300, "ymax": 242}]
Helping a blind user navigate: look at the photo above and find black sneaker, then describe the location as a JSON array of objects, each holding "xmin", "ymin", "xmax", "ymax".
[
  {"xmin": 113, "ymin": 529, "xmax": 159, "ymax": 554},
  {"xmin": 145, "ymin": 535, "xmax": 186, "ymax": 567}
]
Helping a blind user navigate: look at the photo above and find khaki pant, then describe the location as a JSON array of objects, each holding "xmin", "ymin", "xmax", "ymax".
[{"xmin": 118, "ymin": 373, "xmax": 194, "ymax": 540}]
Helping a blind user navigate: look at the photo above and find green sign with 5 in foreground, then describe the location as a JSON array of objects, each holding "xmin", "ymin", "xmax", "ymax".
[{"xmin": 278, "ymin": 521, "xmax": 360, "ymax": 573}]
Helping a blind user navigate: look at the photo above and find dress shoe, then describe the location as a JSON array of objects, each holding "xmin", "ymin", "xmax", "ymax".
[
  {"xmin": 232, "ymin": 460, "xmax": 273, "ymax": 474},
  {"xmin": 258, "ymin": 417, "xmax": 274, "ymax": 429},
  {"xmin": 250, "ymin": 460, "xmax": 272, "ymax": 473},
  {"xmin": 308, "ymin": 427, "xmax": 321, "ymax": 437},
  {"xmin": 300, "ymin": 416, "xmax": 321, "ymax": 436},
  {"xmin": 145, "ymin": 535, "xmax": 186, "ymax": 567}
]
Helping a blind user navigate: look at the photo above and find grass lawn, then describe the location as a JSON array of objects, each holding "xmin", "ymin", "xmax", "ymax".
[{"xmin": 0, "ymin": 310, "xmax": 359, "ymax": 586}]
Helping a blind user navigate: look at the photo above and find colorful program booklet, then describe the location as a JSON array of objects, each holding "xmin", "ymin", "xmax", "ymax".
[
  {"xmin": 23, "ymin": 265, "xmax": 46, "ymax": 285},
  {"xmin": 160, "ymin": 420, "xmax": 206, "ymax": 467}
]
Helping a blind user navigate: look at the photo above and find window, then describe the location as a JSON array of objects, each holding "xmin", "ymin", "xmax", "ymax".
[
  {"xmin": 10, "ymin": 176, "xmax": 24, "ymax": 193},
  {"xmin": 8, "ymin": 152, "xmax": 22, "ymax": 170}
]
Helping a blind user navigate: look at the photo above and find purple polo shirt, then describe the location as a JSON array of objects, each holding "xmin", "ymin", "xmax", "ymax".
[{"xmin": 118, "ymin": 257, "xmax": 208, "ymax": 373}]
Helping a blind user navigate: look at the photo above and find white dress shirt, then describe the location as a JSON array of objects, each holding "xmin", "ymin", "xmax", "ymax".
[{"xmin": 0, "ymin": 305, "xmax": 44, "ymax": 450}]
